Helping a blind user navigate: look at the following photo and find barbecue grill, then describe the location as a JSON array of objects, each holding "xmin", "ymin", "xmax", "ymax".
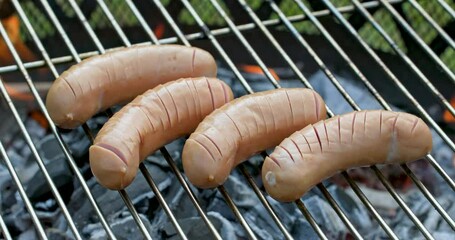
[{"xmin": 0, "ymin": 0, "xmax": 454, "ymax": 239}]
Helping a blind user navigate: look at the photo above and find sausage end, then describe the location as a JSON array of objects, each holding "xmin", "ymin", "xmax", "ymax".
[
  {"xmin": 89, "ymin": 144, "xmax": 137, "ymax": 190},
  {"xmin": 193, "ymin": 48, "xmax": 217, "ymax": 78},
  {"xmin": 262, "ymin": 157, "xmax": 301, "ymax": 202},
  {"xmin": 182, "ymin": 139, "xmax": 231, "ymax": 189},
  {"xmin": 46, "ymin": 79, "xmax": 80, "ymax": 129}
]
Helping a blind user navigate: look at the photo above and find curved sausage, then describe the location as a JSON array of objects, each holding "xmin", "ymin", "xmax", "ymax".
[
  {"xmin": 46, "ymin": 45, "xmax": 217, "ymax": 129},
  {"xmin": 89, "ymin": 77, "xmax": 233, "ymax": 190},
  {"xmin": 182, "ymin": 88, "xmax": 327, "ymax": 189},
  {"xmin": 262, "ymin": 110, "xmax": 433, "ymax": 202}
]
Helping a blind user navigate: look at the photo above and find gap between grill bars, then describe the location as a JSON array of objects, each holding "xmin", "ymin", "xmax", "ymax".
[{"xmin": 0, "ymin": 0, "xmax": 454, "ymax": 239}]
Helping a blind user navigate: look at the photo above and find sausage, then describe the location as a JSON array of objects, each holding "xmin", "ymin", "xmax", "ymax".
[
  {"xmin": 262, "ymin": 110, "xmax": 433, "ymax": 202},
  {"xmin": 46, "ymin": 45, "xmax": 217, "ymax": 129},
  {"xmin": 89, "ymin": 77, "xmax": 233, "ymax": 190},
  {"xmin": 182, "ymin": 88, "xmax": 327, "ymax": 188}
]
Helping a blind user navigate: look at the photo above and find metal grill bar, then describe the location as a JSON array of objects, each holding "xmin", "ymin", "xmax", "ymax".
[
  {"xmin": 371, "ymin": 165, "xmax": 435, "ymax": 239},
  {"xmin": 209, "ymin": 0, "xmax": 281, "ymax": 88},
  {"xmin": 153, "ymin": 0, "xmax": 259, "ymax": 236},
  {"xmin": 202, "ymin": 0, "xmax": 374, "ymax": 238},
  {"xmin": 17, "ymin": 0, "xmax": 148, "ymax": 237},
  {"xmin": 139, "ymin": 164, "xmax": 187, "ymax": 240},
  {"xmin": 348, "ymin": 0, "xmax": 455, "ymax": 190},
  {"xmin": 0, "ymin": 0, "xmax": 405, "ymax": 74},
  {"xmin": 117, "ymin": 189, "xmax": 152, "ymax": 240},
  {"xmin": 267, "ymin": 1, "xmax": 427, "ymax": 238},
  {"xmin": 400, "ymin": 165, "xmax": 455, "ymax": 231},
  {"xmin": 323, "ymin": 7, "xmax": 455, "ymax": 228},
  {"xmin": 10, "ymin": 1, "xmax": 117, "ymax": 238},
  {"xmin": 409, "ymin": 0, "xmax": 455, "ymax": 49},
  {"xmin": 341, "ymin": 171, "xmax": 398, "ymax": 239},
  {"xmin": 438, "ymin": 0, "xmax": 455, "ymax": 19},
  {"xmin": 234, "ymin": 0, "xmax": 396, "ymax": 238},
  {"xmin": 124, "ymin": 0, "xmax": 160, "ymax": 44},
  {"xmin": 320, "ymin": 0, "xmax": 455, "ymax": 229},
  {"xmin": 294, "ymin": 200, "xmax": 328, "ymax": 239},
  {"xmin": 94, "ymin": 0, "xmax": 225, "ymax": 238},
  {"xmin": 380, "ymin": 0, "xmax": 455, "ymax": 84},
  {"xmin": 0, "ymin": 22, "xmax": 82, "ymax": 240},
  {"xmin": 316, "ymin": 184, "xmax": 363, "ymax": 239},
  {"xmin": 218, "ymin": 185, "xmax": 257, "ymax": 240},
  {"xmin": 31, "ymin": 0, "xmax": 190, "ymax": 238},
  {"xmin": 238, "ymin": 165, "xmax": 293, "ymax": 240},
  {"xmin": 158, "ymin": 147, "xmax": 222, "ymax": 240},
  {"xmin": 76, "ymin": 1, "xmax": 186, "ymax": 238},
  {"xmin": 70, "ymin": 0, "xmax": 223, "ymax": 238},
  {"xmin": 175, "ymin": 0, "xmax": 325, "ymax": 237},
  {"xmin": 0, "ymin": 0, "xmax": 453, "ymax": 239},
  {"xmin": 0, "ymin": 139, "xmax": 44, "ymax": 240},
  {"xmin": 0, "ymin": 212, "xmax": 11, "ymax": 240}
]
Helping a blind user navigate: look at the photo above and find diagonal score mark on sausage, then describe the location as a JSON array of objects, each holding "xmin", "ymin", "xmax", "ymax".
[
  {"xmin": 386, "ymin": 113, "xmax": 400, "ymax": 163},
  {"xmin": 220, "ymin": 81, "xmax": 230, "ymax": 104},
  {"xmin": 301, "ymin": 131, "xmax": 313, "ymax": 153},
  {"xmin": 155, "ymin": 91, "xmax": 172, "ymax": 129},
  {"xmin": 192, "ymin": 138, "xmax": 217, "ymax": 164},
  {"xmin": 265, "ymin": 94, "xmax": 278, "ymax": 132},
  {"xmin": 285, "ymin": 90, "xmax": 294, "ymax": 126},
  {"xmin": 337, "ymin": 116, "xmax": 342, "ymax": 143},
  {"xmin": 411, "ymin": 117, "xmax": 419, "ymax": 135},
  {"xmin": 95, "ymin": 143, "xmax": 128, "ymax": 165},
  {"xmin": 351, "ymin": 111, "xmax": 357, "ymax": 144},
  {"xmin": 223, "ymin": 112, "xmax": 244, "ymax": 140},
  {"xmin": 164, "ymin": 85, "xmax": 180, "ymax": 123},
  {"xmin": 278, "ymin": 145, "xmax": 295, "ymax": 163},
  {"xmin": 312, "ymin": 125, "xmax": 323, "ymax": 153},
  {"xmin": 184, "ymin": 79, "xmax": 199, "ymax": 119},
  {"xmin": 191, "ymin": 79, "xmax": 203, "ymax": 120},
  {"xmin": 206, "ymin": 77, "xmax": 216, "ymax": 111},
  {"xmin": 136, "ymin": 104, "xmax": 156, "ymax": 132},
  {"xmin": 191, "ymin": 49, "xmax": 196, "ymax": 77},
  {"xmin": 201, "ymin": 133, "xmax": 223, "ymax": 159},
  {"xmin": 252, "ymin": 95, "xmax": 268, "ymax": 134},
  {"xmin": 290, "ymin": 138, "xmax": 304, "ymax": 161},
  {"xmin": 268, "ymin": 155, "xmax": 281, "ymax": 168},
  {"xmin": 312, "ymin": 90, "xmax": 320, "ymax": 119},
  {"xmin": 323, "ymin": 120, "xmax": 329, "ymax": 147},
  {"xmin": 134, "ymin": 127, "xmax": 144, "ymax": 145},
  {"xmin": 61, "ymin": 77, "xmax": 77, "ymax": 99}
]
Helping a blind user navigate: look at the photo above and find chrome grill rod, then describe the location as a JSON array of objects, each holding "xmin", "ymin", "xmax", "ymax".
[
  {"xmin": 0, "ymin": 209, "xmax": 11, "ymax": 240},
  {"xmin": 10, "ymin": 0, "xmax": 117, "ymax": 238},
  {"xmin": 323, "ymin": 0, "xmax": 455, "ymax": 231},
  {"xmin": 348, "ymin": 0, "xmax": 455, "ymax": 190},
  {"xmin": 0, "ymin": 120, "xmax": 46, "ymax": 239},
  {"xmin": 0, "ymin": 21, "xmax": 82, "ymax": 240},
  {"xmin": 408, "ymin": 0, "xmax": 455, "ymax": 49},
  {"xmin": 0, "ymin": 0, "xmax": 404, "ymax": 74},
  {"xmin": 236, "ymin": 0, "xmax": 397, "ymax": 238},
  {"xmin": 34, "ymin": 1, "xmax": 151, "ymax": 237},
  {"xmin": 380, "ymin": 0, "xmax": 455, "ymax": 85}
]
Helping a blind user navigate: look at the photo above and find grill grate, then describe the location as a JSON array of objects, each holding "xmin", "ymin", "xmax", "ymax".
[{"xmin": 0, "ymin": 0, "xmax": 454, "ymax": 239}]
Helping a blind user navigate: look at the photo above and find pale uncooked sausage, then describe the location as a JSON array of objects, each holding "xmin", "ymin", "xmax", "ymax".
[
  {"xmin": 46, "ymin": 45, "xmax": 217, "ymax": 128},
  {"xmin": 262, "ymin": 110, "xmax": 432, "ymax": 202},
  {"xmin": 90, "ymin": 77, "xmax": 233, "ymax": 189},
  {"xmin": 183, "ymin": 88, "xmax": 327, "ymax": 188}
]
